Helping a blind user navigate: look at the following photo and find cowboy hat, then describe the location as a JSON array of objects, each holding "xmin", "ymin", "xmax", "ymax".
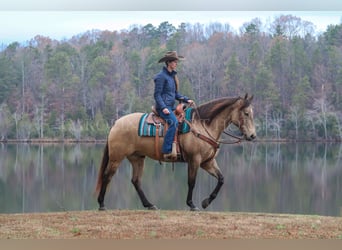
[{"xmin": 158, "ymin": 51, "xmax": 185, "ymax": 63}]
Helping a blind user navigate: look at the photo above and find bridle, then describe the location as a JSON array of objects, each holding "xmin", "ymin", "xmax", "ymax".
[
  {"xmin": 182, "ymin": 101, "xmax": 246, "ymax": 164},
  {"xmin": 188, "ymin": 101, "xmax": 245, "ymax": 146}
]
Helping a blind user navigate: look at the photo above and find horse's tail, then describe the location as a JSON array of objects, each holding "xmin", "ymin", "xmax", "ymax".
[{"xmin": 95, "ymin": 140, "xmax": 109, "ymax": 196}]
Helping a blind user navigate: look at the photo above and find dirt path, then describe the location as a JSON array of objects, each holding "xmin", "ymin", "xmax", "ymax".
[{"xmin": 1, "ymin": 210, "xmax": 342, "ymax": 239}]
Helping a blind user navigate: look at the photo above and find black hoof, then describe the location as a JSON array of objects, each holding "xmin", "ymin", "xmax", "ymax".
[
  {"xmin": 99, "ymin": 206, "xmax": 106, "ymax": 211},
  {"xmin": 148, "ymin": 205, "xmax": 159, "ymax": 210},
  {"xmin": 190, "ymin": 207, "xmax": 200, "ymax": 211},
  {"xmin": 202, "ymin": 198, "xmax": 210, "ymax": 209}
]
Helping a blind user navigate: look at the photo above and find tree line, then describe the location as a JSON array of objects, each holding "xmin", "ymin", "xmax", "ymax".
[{"xmin": 0, "ymin": 14, "xmax": 341, "ymax": 141}]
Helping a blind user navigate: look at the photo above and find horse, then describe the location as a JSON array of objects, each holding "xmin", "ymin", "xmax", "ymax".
[{"xmin": 95, "ymin": 93, "xmax": 256, "ymax": 211}]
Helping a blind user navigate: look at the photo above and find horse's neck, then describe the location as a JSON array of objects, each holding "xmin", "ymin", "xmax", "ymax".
[{"xmin": 207, "ymin": 105, "xmax": 236, "ymax": 139}]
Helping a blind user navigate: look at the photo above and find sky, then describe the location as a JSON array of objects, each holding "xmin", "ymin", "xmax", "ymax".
[
  {"xmin": 0, "ymin": 11, "xmax": 341, "ymax": 46},
  {"xmin": 0, "ymin": 1, "xmax": 342, "ymax": 45}
]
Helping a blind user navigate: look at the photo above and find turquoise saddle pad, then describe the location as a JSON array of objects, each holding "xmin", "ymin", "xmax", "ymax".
[{"xmin": 138, "ymin": 108, "xmax": 193, "ymax": 137}]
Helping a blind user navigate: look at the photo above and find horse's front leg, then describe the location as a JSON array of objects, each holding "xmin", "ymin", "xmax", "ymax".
[
  {"xmin": 201, "ymin": 159, "xmax": 224, "ymax": 209},
  {"xmin": 186, "ymin": 162, "xmax": 200, "ymax": 211}
]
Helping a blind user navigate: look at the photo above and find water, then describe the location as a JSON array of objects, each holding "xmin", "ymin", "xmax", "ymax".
[{"xmin": 0, "ymin": 142, "xmax": 341, "ymax": 216}]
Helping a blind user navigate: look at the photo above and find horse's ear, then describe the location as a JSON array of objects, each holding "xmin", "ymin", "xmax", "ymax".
[
  {"xmin": 244, "ymin": 93, "xmax": 253, "ymax": 102},
  {"xmin": 248, "ymin": 94, "xmax": 254, "ymax": 102},
  {"xmin": 243, "ymin": 93, "xmax": 253, "ymax": 105}
]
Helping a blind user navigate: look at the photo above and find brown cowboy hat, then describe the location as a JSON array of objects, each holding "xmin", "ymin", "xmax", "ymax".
[{"xmin": 158, "ymin": 51, "xmax": 185, "ymax": 63}]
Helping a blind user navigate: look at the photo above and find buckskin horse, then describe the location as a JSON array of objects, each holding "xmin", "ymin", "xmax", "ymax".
[{"xmin": 95, "ymin": 94, "xmax": 256, "ymax": 211}]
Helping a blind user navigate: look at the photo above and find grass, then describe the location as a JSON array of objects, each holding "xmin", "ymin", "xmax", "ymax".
[{"xmin": 0, "ymin": 210, "xmax": 342, "ymax": 239}]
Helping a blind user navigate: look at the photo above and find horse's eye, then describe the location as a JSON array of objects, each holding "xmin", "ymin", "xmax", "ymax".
[{"xmin": 244, "ymin": 112, "xmax": 249, "ymax": 116}]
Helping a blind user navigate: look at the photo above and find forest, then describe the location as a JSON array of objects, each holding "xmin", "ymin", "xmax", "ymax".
[{"xmin": 0, "ymin": 14, "xmax": 342, "ymax": 141}]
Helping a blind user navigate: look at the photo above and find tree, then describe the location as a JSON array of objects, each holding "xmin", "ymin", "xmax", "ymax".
[
  {"xmin": 308, "ymin": 89, "xmax": 335, "ymax": 140},
  {"xmin": 266, "ymin": 36, "xmax": 289, "ymax": 108},
  {"xmin": 288, "ymin": 76, "xmax": 312, "ymax": 139},
  {"xmin": 291, "ymin": 76, "xmax": 312, "ymax": 113},
  {"xmin": 0, "ymin": 54, "xmax": 20, "ymax": 104},
  {"xmin": 0, "ymin": 103, "xmax": 12, "ymax": 140},
  {"xmin": 1, "ymin": 18, "xmax": 342, "ymax": 141},
  {"xmin": 254, "ymin": 65, "xmax": 280, "ymax": 109},
  {"xmin": 157, "ymin": 21, "xmax": 176, "ymax": 44},
  {"xmin": 324, "ymin": 24, "xmax": 342, "ymax": 47},
  {"xmin": 45, "ymin": 50, "xmax": 75, "ymax": 138},
  {"xmin": 268, "ymin": 110, "xmax": 284, "ymax": 140},
  {"xmin": 67, "ymin": 119, "xmax": 83, "ymax": 140},
  {"xmin": 269, "ymin": 14, "xmax": 315, "ymax": 39},
  {"xmin": 166, "ymin": 22, "xmax": 188, "ymax": 52},
  {"xmin": 288, "ymin": 105, "xmax": 301, "ymax": 140},
  {"xmin": 241, "ymin": 18, "xmax": 262, "ymax": 36},
  {"xmin": 17, "ymin": 113, "xmax": 32, "ymax": 140},
  {"xmin": 135, "ymin": 24, "xmax": 157, "ymax": 48},
  {"xmin": 87, "ymin": 55, "xmax": 111, "ymax": 119},
  {"xmin": 92, "ymin": 111, "xmax": 109, "ymax": 139},
  {"xmin": 223, "ymin": 53, "xmax": 243, "ymax": 96}
]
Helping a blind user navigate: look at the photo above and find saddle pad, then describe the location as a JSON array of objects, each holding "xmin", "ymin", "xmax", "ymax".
[
  {"xmin": 138, "ymin": 108, "xmax": 193, "ymax": 137},
  {"xmin": 180, "ymin": 108, "xmax": 193, "ymax": 134},
  {"xmin": 138, "ymin": 113, "xmax": 165, "ymax": 137}
]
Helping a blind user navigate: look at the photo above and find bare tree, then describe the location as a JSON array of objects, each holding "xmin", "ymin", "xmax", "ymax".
[
  {"xmin": 268, "ymin": 14, "xmax": 315, "ymax": 38},
  {"xmin": 307, "ymin": 89, "xmax": 335, "ymax": 140},
  {"xmin": 68, "ymin": 119, "xmax": 83, "ymax": 140},
  {"xmin": 289, "ymin": 105, "xmax": 300, "ymax": 140},
  {"xmin": 268, "ymin": 110, "xmax": 284, "ymax": 140}
]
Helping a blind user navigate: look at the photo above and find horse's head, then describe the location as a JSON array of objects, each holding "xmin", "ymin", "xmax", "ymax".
[{"xmin": 232, "ymin": 93, "xmax": 256, "ymax": 141}]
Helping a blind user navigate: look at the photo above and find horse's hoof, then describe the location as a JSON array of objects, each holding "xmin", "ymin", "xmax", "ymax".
[
  {"xmin": 148, "ymin": 205, "xmax": 159, "ymax": 210},
  {"xmin": 99, "ymin": 206, "xmax": 106, "ymax": 211},
  {"xmin": 201, "ymin": 198, "xmax": 210, "ymax": 209},
  {"xmin": 190, "ymin": 207, "xmax": 200, "ymax": 211}
]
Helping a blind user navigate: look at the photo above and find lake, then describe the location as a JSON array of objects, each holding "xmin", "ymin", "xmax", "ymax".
[{"xmin": 0, "ymin": 142, "xmax": 341, "ymax": 216}]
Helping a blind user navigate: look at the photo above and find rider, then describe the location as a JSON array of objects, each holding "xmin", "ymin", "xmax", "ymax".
[{"xmin": 154, "ymin": 51, "xmax": 194, "ymax": 160}]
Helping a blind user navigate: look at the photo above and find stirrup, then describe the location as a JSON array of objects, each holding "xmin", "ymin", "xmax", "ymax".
[
  {"xmin": 163, "ymin": 153, "xmax": 177, "ymax": 161},
  {"xmin": 163, "ymin": 142, "xmax": 177, "ymax": 161}
]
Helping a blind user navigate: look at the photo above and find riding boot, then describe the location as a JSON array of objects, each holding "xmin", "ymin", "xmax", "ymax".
[{"xmin": 163, "ymin": 142, "xmax": 177, "ymax": 161}]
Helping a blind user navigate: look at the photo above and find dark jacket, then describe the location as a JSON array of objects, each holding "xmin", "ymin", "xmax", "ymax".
[{"xmin": 153, "ymin": 66, "xmax": 189, "ymax": 111}]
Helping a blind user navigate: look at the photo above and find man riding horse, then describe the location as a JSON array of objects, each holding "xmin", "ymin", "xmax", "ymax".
[
  {"xmin": 95, "ymin": 51, "xmax": 256, "ymax": 212},
  {"xmin": 153, "ymin": 51, "xmax": 194, "ymax": 160}
]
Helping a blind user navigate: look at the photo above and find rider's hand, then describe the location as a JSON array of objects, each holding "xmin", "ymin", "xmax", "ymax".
[
  {"xmin": 187, "ymin": 100, "xmax": 194, "ymax": 105},
  {"xmin": 162, "ymin": 108, "xmax": 170, "ymax": 115}
]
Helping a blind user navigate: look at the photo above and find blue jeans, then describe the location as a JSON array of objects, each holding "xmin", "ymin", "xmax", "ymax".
[{"xmin": 158, "ymin": 108, "xmax": 178, "ymax": 154}]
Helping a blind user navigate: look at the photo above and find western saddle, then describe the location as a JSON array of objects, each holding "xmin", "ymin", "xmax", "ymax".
[{"xmin": 148, "ymin": 103, "xmax": 186, "ymax": 161}]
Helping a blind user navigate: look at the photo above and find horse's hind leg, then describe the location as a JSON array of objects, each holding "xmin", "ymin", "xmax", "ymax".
[
  {"xmin": 97, "ymin": 160, "xmax": 120, "ymax": 210},
  {"xmin": 127, "ymin": 155, "xmax": 158, "ymax": 210},
  {"xmin": 200, "ymin": 159, "xmax": 224, "ymax": 209}
]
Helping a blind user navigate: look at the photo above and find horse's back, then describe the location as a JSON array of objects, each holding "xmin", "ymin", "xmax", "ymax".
[
  {"xmin": 109, "ymin": 112, "xmax": 143, "ymax": 137},
  {"xmin": 107, "ymin": 112, "xmax": 155, "ymax": 159}
]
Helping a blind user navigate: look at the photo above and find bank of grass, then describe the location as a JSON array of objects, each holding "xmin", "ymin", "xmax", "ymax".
[{"xmin": 0, "ymin": 210, "xmax": 342, "ymax": 239}]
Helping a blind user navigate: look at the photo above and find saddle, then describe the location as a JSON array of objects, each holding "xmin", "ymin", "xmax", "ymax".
[
  {"xmin": 147, "ymin": 103, "xmax": 186, "ymax": 125},
  {"xmin": 146, "ymin": 103, "xmax": 186, "ymax": 161}
]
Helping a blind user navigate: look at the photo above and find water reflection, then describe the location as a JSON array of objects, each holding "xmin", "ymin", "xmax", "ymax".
[{"xmin": 0, "ymin": 142, "xmax": 341, "ymax": 216}]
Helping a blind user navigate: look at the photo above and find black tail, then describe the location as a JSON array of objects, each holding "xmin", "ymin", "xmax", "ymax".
[{"xmin": 95, "ymin": 141, "xmax": 109, "ymax": 196}]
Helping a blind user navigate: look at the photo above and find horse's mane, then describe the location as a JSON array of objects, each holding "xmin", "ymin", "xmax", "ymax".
[{"xmin": 193, "ymin": 97, "xmax": 241, "ymax": 125}]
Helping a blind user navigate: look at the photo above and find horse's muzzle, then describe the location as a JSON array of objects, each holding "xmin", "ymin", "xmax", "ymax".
[{"xmin": 245, "ymin": 134, "xmax": 256, "ymax": 141}]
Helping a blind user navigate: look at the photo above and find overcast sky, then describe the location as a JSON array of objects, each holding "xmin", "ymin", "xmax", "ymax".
[
  {"xmin": 0, "ymin": 1, "xmax": 341, "ymax": 45},
  {"xmin": 1, "ymin": 11, "xmax": 341, "ymax": 45},
  {"xmin": 2, "ymin": 0, "xmax": 342, "ymax": 11}
]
